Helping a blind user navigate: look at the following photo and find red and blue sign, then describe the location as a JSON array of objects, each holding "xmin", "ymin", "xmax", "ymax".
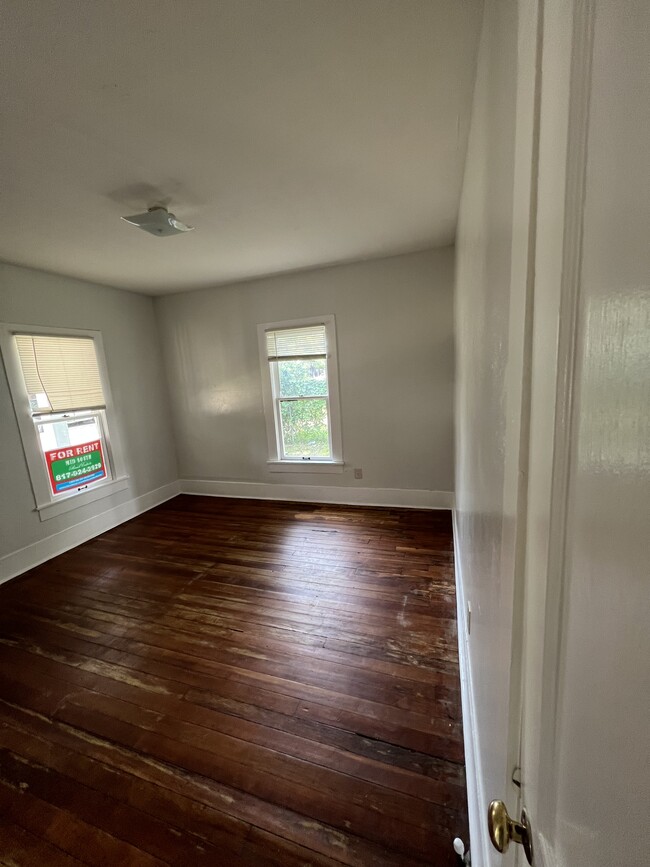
[{"xmin": 46, "ymin": 439, "xmax": 107, "ymax": 494}]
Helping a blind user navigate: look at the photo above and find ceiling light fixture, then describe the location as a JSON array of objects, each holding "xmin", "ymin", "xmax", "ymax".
[{"xmin": 121, "ymin": 206, "xmax": 194, "ymax": 237}]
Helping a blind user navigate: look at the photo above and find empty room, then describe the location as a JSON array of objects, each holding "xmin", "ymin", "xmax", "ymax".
[{"xmin": 0, "ymin": 2, "xmax": 647, "ymax": 866}]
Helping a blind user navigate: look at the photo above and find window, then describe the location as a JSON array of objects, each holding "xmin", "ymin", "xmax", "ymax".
[
  {"xmin": 258, "ymin": 316, "xmax": 343, "ymax": 472},
  {"xmin": 0, "ymin": 325, "xmax": 128, "ymax": 519}
]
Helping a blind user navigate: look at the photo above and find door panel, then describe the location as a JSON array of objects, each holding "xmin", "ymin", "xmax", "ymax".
[{"xmin": 520, "ymin": 2, "xmax": 650, "ymax": 865}]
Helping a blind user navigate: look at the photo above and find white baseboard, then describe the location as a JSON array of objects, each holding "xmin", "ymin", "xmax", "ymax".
[
  {"xmin": 0, "ymin": 479, "xmax": 451, "ymax": 586},
  {"xmin": 180, "ymin": 478, "xmax": 454, "ymax": 510},
  {"xmin": 0, "ymin": 480, "xmax": 181, "ymax": 585},
  {"xmin": 453, "ymin": 509, "xmax": 490, "ymax": 867}
]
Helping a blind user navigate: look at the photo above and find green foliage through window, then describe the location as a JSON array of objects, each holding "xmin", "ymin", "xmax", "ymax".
[
  {"xmin": 278, "ymin": 359, "xmax": 328, "ymax": 397},
  {"xmin": 279, "ymin": 398, "xmax": 330, "ymax": 457},
  {"xmin": 274, "ymin": 358, "xmax": 331, "ymax": 457}
]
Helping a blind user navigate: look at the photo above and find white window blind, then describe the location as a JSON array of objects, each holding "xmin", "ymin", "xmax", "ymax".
[
  {"xmin": 15, "ymin": 334, "xmax": 106, "ymax": 413},
  {"xmin": 266, "ymin": 325, "xmax": 327, "ymax": 361}
]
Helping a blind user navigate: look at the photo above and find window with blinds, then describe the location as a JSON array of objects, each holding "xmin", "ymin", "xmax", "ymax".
[
  {"xmin": 0, "ymin": 323, "xmax": 126, "ymax": 511},
  {"xmin": 15, "ymin": 334, "xmax": 106, "ymax": 414},
  {"xmin": 259, "ymin": 318, "xmax": 342, "ymax": 466}
]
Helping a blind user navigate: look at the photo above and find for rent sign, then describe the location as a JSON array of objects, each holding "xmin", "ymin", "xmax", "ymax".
[{"xmin": 46, "ymin": 440, "xmax": 107, "ymax": 494}]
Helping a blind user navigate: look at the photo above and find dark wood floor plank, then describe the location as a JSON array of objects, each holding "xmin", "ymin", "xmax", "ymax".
[
  {"xmin": 0, "ymin": 780, "xmax": 167, "ymax": 866},
  {"xmin": 0, "ymin": 600, "xmax": 459, "ymax": 708},
  {"xmin": 0, "ymin": 637, "xmax": 464, "ymax": 761},
  {"xmin": 0, "ymin": 495, "xmax": 467, "ymax": 866},
  {"xmin": 0, "ymin": 747, "xmax": 228, "ymax": 866},
  {"xmin": 0, "ymin": 660, "xmax": 460, "ymax": 818},
  {"xmin": 0, "ymin": 703, "xmax": 401, "ymax": 867},
  {"xmin": 0, "ymin": 818, "xmax": 86, "ymax": 867},
  {"xmin": 2, "ymin": 580, "xmax": 457, "ymax": 673},
  {"xmin": 0, "ymin": 591, "xmax": 460, "ymax": 690}
]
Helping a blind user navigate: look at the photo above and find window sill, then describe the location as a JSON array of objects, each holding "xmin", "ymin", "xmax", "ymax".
[
  {"xmin": 35, "ymin": 475, "xmax": 130, "ymax": 521},
  {"xmin": 267, "ymin": 461, "xmax": 344, "ymax": 474}
]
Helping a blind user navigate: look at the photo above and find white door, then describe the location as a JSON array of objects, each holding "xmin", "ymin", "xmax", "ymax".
[{"xmin": 507, "ymin": 2, "xmax": 650, "ymax": 865}]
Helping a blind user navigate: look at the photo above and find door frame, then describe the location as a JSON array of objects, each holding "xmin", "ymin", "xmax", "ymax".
[
  {"xmin": 454, "ymin": 0, "xmax": 596, "ymax": 863},
  {"xmin": 516, "ymin": 1, "xmax": 595, "ymax": 863}
]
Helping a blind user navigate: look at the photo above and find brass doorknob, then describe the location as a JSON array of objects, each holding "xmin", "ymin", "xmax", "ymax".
[{"xmin": 487, "ymin": 800, "xmax": 534, "ymax": 865}]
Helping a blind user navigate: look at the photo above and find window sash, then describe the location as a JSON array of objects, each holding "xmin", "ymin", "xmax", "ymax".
[
  {"xmin": 35, "ymin": 410, "xmax": 113, "ymax": 496},
  {"xmin": 276, "ymin": 397, "xmax": 333, "ymax": 460},
  {"xmin": 271, "ymin": 362, "xmax": 333, "ymax": 460}
]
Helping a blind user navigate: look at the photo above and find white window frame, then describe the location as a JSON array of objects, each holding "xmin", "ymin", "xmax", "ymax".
[
  {"xmin": 257, "ymin": 315, "xmax": 344, "ymax": 473},
  {"xmin": 0, "ymin": 323, "xmax": 129, "ymax": 520}
]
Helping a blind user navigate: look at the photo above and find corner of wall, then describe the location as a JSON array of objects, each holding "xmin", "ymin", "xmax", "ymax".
[{"xmin": 0, "ymin": 480, "xmax": 181, "ymax": 586}]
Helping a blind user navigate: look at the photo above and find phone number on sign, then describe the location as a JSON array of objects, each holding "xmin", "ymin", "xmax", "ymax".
[{"xmin": 55, "ymin": 462, "xmax": 103, "ymax": 481}]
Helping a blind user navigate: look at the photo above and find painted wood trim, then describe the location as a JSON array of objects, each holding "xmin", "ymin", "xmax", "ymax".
[
  {"xmin": 534, "ymin": 0, "xmax": 596, "ymax": 819},
  {"xmin": 0, "ymin": 480, "xmax": 181, "ymax": 584},
  {"xmin": 180, "ymin": 478, "xmax": 454, "ymax": 510},
  {"xmin": 453, "ymin": 509, "xmax": 491, "ymax": 867}
]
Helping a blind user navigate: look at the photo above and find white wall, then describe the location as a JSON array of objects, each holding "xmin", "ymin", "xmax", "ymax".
[
  {"xmin": 0, "ymin": 263, "xmax": 179, "ymax": 577},
  {"xmin": 453, "ymin": 0, "xmax": 526, "ymax": 861},
  {"xmin": 155, "ymin": 248, "xmax": 455, "ymax": 501}
]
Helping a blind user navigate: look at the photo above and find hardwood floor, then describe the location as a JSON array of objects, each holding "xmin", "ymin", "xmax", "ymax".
[{"xmin": 0, "ymin": 495, "xmax": 467, "ymax": 866}]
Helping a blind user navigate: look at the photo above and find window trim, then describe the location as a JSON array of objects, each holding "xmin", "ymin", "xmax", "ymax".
[
  {"xmin": 257, "ymin": 315, "xmax": 344, "ymax": 473},
  {"xmin": 0, "ymin": 323, "xmax": 129, "ymax": 520}
]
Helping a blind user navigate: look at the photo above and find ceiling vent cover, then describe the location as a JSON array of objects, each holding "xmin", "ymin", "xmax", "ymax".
[{"xmin": 121, "ymin": 206, "xmax": 194, "ymax": 237}]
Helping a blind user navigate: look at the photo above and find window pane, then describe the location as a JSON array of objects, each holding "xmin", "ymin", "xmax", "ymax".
[
  {"xmin": 280, "ymin": 398, "xmax": 331, "ymax": 457},
  {"xmin": 36, "ymin": 414, "xmax": 109, "ymax": 495},
  {"xmin": 278, "ymin": 358, "xmax": 328, "ymax": 398}
]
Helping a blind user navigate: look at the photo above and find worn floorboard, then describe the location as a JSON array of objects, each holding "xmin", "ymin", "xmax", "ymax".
[{"xmin": 0, "ymin": 495, "xmax": 467, "ymax": 866}]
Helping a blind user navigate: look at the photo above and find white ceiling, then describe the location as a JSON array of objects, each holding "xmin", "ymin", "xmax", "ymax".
[{"xmin": 0, "ymin": 1, "xmax": 482, "ymax": 295}]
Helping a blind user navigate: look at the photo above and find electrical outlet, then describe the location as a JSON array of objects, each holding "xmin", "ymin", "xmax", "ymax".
[
  {"xmin": 466, "ymin": 601, "xmax": 472, "ymax": 636},
  {"xmin": 354, "ymin": 468, "xmax": 363, "ymax": 480}
]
